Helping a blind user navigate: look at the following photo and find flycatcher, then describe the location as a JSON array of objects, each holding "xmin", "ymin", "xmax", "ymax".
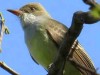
[{"xmin": 7, "ymin": 3, "xmax": 98, "ymax": 75}]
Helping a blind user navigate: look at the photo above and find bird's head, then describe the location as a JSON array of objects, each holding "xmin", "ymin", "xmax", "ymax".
[
  {"xmin": 7, "ymin": 3, "xmax": 50, "ymax": 17},
  {"xmin": 7, "ymin": 3, "xmax": 51, "ymax": 29}
]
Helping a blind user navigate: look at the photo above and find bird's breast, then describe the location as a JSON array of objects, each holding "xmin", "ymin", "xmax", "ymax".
[{"xmin": 24, "ymin": 26, "xmax": 57, "ymax": 69}]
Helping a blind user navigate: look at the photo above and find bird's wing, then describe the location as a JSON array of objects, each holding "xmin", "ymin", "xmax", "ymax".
[{"xmin": 45, "ymin": 18, "xmax": 97, "ymax": 75}]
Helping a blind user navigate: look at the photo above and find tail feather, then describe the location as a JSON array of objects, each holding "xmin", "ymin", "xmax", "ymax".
[{"xmin": 71, "ymin": 41, "xmax": 97, "ymax": 75}]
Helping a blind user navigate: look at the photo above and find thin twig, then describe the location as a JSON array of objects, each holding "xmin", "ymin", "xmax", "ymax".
[
  {"xmin": 0, "ymin": 12, "xmax": 9, "ymax": 52},
  {"xmin": 0, "ymin": 61, "xmax": 19, "ymax": 75},
  {"xmin": 0, "ymin": 13, "xmax": 19, "ymax": 75}
]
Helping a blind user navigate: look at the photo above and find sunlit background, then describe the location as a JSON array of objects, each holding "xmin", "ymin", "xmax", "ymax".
[{"xmin": 0, "ymin": 0, "xmax": 100, "ymax": 75}]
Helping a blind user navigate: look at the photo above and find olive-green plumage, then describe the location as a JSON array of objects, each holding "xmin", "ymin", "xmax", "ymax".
[{"xmin": 8, "ymin": 3, "xmax": 98, "ymax": 75}]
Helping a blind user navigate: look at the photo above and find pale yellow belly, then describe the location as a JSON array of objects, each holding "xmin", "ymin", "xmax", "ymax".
[
  {"xmin": 25, "ymin": 31, "xmax": 81, "ymax": 75},
  {"xmin": 26, "ymin": 31, "xmax": 57, "ymax": 69}
]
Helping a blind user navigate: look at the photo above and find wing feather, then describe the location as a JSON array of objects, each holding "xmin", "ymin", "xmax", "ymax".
[{"xmin": 45, "ymin": 18, "xmax": 97, "ymax": 75}]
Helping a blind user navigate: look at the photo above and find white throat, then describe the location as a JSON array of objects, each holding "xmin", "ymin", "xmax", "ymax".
[
  {"xmin": 20, "ymin": 13, "xmax": 50, "ymax": 29},
  {"xmin": 19, "ymin": 13, "xmax": 50, "ymax": 40}
]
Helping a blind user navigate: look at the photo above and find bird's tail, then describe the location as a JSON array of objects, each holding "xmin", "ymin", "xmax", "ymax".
[{"xmin": 69, "ymin": 40, "xmax": 98, "ymax": 75}]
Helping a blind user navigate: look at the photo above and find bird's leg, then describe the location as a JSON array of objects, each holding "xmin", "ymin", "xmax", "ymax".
[{"xmin": 48, "ymin": 61, "xmax": 65, "ymax": 75}]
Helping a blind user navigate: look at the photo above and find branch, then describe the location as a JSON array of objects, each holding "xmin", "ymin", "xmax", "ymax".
[
  {"xmin": 0, "ymin": 13, "xmax": 19, "ymax": 75},
  {"xmin": 0, "ymin": 12, "xmax": 9, "ymax": 52},
  {"xmin": 82, "ymin": 0, "xmax": 97, "ymax": 8},
  {"xmin": 0, "ymin": 61, "xmax": 19, "ymax": 75},
  {"xmin": 48, "ymin": 0, "xmax": 100, "ymax": 75}
]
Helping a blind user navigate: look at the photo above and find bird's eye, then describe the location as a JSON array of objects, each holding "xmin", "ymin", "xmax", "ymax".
[
  {"xmin": 30, "ymin": 7, "xmax": 36, "ymax": 11},
  {"xmin": 24, "ymin": 10, "xmax": 29, "ymax": 13}
]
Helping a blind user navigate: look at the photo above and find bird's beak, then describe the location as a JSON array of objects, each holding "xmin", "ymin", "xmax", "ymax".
[{"xmin": 7, "ymin": 9, "xmax": 23, "ymax": 16}]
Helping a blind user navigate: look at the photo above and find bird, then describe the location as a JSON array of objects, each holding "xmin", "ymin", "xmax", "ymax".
[{"xmin": 7, "ymin": 3, "xmax": 98, "ymax": 75}]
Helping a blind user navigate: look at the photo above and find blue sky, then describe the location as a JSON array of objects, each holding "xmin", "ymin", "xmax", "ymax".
[{"xmin": 0, "ymin": 0, "xmax": 100, "ymax": 75}]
